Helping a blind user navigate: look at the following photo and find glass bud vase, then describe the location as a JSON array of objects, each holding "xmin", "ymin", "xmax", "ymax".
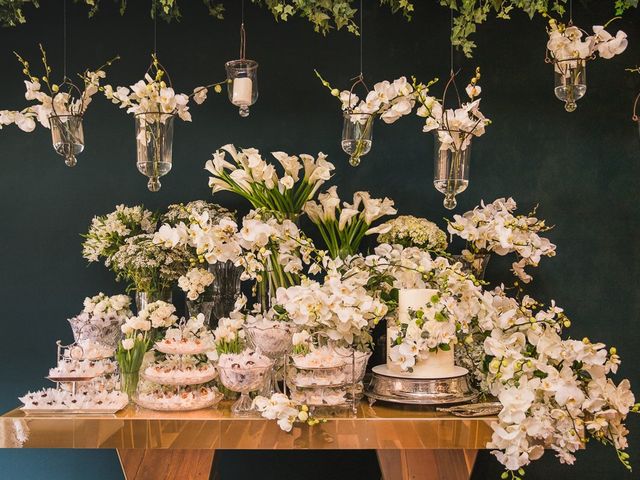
[
  {"xmin": 49, "ymin": 114, "xmax": 85, "ymax": 167},
  {"xmin": 135, "ymin": 112, "xmax": 175, "ymax": 192},
  {"xmin": 433, "ymin": 133, "xmax": 471, "ymax": 210},
  {"xmin": 225, "ymin": 59, "xmax": 259, "ymax": 117},
  {"xmin": 135, "ymin": 290, "xmax": 173, "ymax": 313},
  {"xmin": 208, "ymin": 261, "xmax": 243, "ymax": 324},
  {"xmin": 341, "ymin": 112, "xmax": 373, "ymax": 167},
  {"xmin": 553, "ymin": 58, "xmax": 587, "ymax": 112},
  {"xmin": 120, "ymin": 370, "xmax": 140, "ymax": 401}
]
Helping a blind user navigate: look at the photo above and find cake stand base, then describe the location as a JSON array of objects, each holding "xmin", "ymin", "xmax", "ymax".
[{"xmin": 366, "ymin": 366, "xmax": 478, "ymax": 405}]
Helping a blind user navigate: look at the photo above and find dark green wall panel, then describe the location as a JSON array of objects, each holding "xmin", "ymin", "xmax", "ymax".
[{"xmin": 0, "ymin": 1, "xmax": 638, "ymax": 479}]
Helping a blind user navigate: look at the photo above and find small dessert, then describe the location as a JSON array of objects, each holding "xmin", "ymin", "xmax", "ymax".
[
  {"xmin": 19, "ymin": 388, "xmax": 128, "ymax": 412},
  {"xmin": 143, "ymin": 355, "xmax": 218, "ymax": 385},
  {"xmin": 134, "ymin": 383, "xmax": 222, "ymax": 411}
]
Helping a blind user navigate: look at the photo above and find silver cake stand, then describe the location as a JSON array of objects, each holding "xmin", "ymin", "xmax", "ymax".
[{"xmin": 365, "ymin": 365, "xmax": 479, "ymax": 405}]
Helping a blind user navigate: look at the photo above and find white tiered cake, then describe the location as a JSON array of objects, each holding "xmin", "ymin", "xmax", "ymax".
[{"xmin": 383, "ymin": 288, "xmax": 463, "ymax": 379}]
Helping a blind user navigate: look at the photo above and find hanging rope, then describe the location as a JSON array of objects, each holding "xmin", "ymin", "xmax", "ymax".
[
  {"xmin": 239, "ymin": 0, "xmax": 246, "ymax": 59},
  {"xmin": 569, "ymin": 0, "xmax": 573, "ymax": 24},
  {"xmin": 359, "ymin": 0, "xmax": 363, "ymax": 76},
  {"xmin": 63, "ymin": 0, "xmax": 68, "ymax": 80},
  {"xmin": 153, "ymin": 3, "xmax": 157, "ymax": 56},
  {"xmin": 449, "ymin": 8, "xmax": 454, "ymax": 75}
]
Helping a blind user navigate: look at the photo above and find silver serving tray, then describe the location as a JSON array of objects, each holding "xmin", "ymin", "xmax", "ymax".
[
  {"xmin": 21, "ymin": 407, "xmax": 123, "ymax": 415},
  {"xmin": 365, "ymin": 369, "xmax": 479, "ymax": 405}
]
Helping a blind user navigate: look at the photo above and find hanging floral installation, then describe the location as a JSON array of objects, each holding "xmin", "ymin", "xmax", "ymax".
[
  {"xmin": 414, "ymin": 68, "xmax": 490, "ymax": 209},
  {"xmin": 102, "ymin": 54, "xmax": 225, "ymax": 191},
  {"xmin": 545, "ymin": 16, "xmax": 628, "ymax": 111},
  {"xmin": 0, "ymin": 44, "xmax": 117, "ymax": 166},
  {"xmin": 316, "ymin": 71, "xmax": 437, "ymax": 166}
]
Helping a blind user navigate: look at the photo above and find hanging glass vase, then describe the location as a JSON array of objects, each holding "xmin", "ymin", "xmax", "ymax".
[
  {"xmin": 208, "ymin": 260, "xmax": 243, "ymax": 324},
  {"xmin": 225, "ymin": 59, "xmax": 258, "ymax": 117},
  {"xmin": 135, "ymin": 112, "xmax": 174, "ymax": 192},
  {"xmin": 553, "ymin": 58, "xmax": 587, "ymax": 112},
  {"xmin": 342, "ymin": 112, "xmax": 373, "ymax": 167},
  {"xmin": 49, "ymin": 114, "xmax": 84, "ymax": 167},
  {"xmin": 135, "ymin": 289, "xmax": 173, "ymax": 313},
  {"xmin": 433, "ymin": 132, "xmax": 471, "ymax": 210}
]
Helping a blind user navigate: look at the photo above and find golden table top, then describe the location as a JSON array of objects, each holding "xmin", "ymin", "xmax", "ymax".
[{"xmin": 0, "ymin": 401, "xmax": 496, "ymax": 450}]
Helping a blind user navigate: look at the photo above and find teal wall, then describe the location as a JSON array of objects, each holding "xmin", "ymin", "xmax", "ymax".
[{"xmin": 0, "ymin": 1, "xmax": 638, "ymax": 479}]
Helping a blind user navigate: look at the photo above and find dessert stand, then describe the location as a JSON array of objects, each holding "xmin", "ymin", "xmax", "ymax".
[{"xmin": 135, "ymin": 322, "xmax": 223, "ymax": 411}]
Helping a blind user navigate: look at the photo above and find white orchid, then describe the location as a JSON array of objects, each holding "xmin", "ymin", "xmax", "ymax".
[{"xmin": 447, "ymin": 197, "xmax": 556, "ymax": 283}]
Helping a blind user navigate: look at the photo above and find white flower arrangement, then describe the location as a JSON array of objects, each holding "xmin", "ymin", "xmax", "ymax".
[
  {"xmin": 546, "ymin": 19, "xmax": 628, "ymax": 65},
  {"xmin": 110, "ymin": 234, "xmax": 192, "ymax": 295},
  {"xmin": 161, "ymin": 200, "xmax": 234, "ymax": 227},
  {"xmin": 121, "ymin": 301, "xmax": 178, "ymax": 335},
  {"xmin": 0, "ymin": 45, "xmax": 116, "ymax": 132},
  {"xmin": 446, "ymin": 197, "xmax": 556, "ymax": 283},
  {"xmin": 212, "ymin": 296, "xmax": 250, "ymax": 354},
  {"xmin": 416, "ymin": 69, "xmax": 489, "ymax": 152},
  {"xmin": 304, "ymin": 186, "xmax": 397, "ymax": 258},
  {"xmin": 178, "ymin": 267, "xmax": 215, "ymax": 301},
  {"xmin": 376, "ymin": 215, "xmax": 448, "ymax": 252},
  {"xmin": 205, "ymin": 144, "xmax": 335, "ymax": 218},
  {"xmin": 82, "ymin": 204, "xmax": 156, "ymax": 266},
  {"xmin": 81, "ymin": 293, "xmax": 132, "ymax": 322}
]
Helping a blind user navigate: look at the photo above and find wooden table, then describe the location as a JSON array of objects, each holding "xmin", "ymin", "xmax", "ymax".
[{"xmin": 0, "ymin": 401, "xmax": 496, "ymax": 480}]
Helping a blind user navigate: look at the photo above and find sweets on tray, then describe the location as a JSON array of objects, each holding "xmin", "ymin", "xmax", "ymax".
[
  {"xmin": 19, "ymin": 388, "xmax": 128, "ymax": 411},
  {"xmin": 134, "ymin": 383, "xmax": 222, "ymax": 411},
  {"xmin": 143, "ymin": 355, "xmax": 218, "ymax": 385}
]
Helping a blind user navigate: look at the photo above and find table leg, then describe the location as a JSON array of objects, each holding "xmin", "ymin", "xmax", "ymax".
[
  {"xmin": 117, "ymin": 449, "xmax": 216, "ymax": 480},
  {"xmin": 377, "ymin": 449, "xmax": 478, "ymax": 480}
]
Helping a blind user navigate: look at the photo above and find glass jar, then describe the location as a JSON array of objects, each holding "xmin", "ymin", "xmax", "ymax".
[
  {"xmin": 49, "ymin": 114, "xmax": 84, "ymax": 167},
  {"xmin": 433, "ymin": 132, "xmax": 471, "ymax": 210},
  {"xmin": 135, "ymin": 112, "xmax": 175, "ymax": 192},
  {"xmin": 225, "ymin": 59, "xmax": 259, "ymax": 117},
  {"xmin": 135, "ymin": 290, "xmax": 173, "ymax": 313},
  {"xmin": 186, "ymin": 299, "xmax": 215, "ymax": 326},
  {"xmin": 341, "ymin": 112, "xmax": 373, "ymax": 166},
  {"xmin": 553, "ymin": 58, "xmax": 587, "ymax": 112},
  {"xmin": 120, "ymin": 370, "xmax": 140, "ymax": 401}
]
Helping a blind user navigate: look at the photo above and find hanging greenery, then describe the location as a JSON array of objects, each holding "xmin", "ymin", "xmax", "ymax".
[{"xmin": 0, "ymin": 1, "xmax": 637, "ymax": 57}]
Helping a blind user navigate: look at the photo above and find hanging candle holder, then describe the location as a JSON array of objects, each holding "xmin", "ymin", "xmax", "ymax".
[
  {"xmin": 226, "ymin": 22, "xmax": 258, "ymax": 117},
  {"xmin": 135, "ymin": 58, "xmax": 176, "ymax": 192},
  {"xmin": 49, "ymin": 80, "xmax": 85, "ymax": 167},
  {"xmin": 342, "ymin": 75, "xmax": 373, "ymax": 167}
]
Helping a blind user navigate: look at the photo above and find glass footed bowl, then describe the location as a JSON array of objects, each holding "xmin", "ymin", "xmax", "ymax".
[
  {"xmin": 340, "ymin": 350, "xmax": 372, "ymax": 383},
  {"xmin": 218, "ymin": 364, "xmax": 273, "ymax": 394},
  {"xmin": 245, "ymin": 323, "xmax": 295, "ymax": 358}
]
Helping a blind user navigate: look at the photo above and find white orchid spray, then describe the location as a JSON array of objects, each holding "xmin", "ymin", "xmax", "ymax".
[
  {"xmin": 464, "ymin": 286, "xmax": 638, "ymax": 478},
  {"xmin": 253, "ymin": 393, "xmax": 323, "ymax": 432},
  {"xmin": 446, "ymin": 197, "xmax": 556, "ymax": 284},
  {"xmin": 82, "ymin": 204, "xmax": 157, "ymax": 267},
  {"xmin": 102, "ymin": 54, "xmax": 223, "ymax": 122},
  {"xmin": 546, "ymin": 18, "xmax": 628, "ymax": 66},
  {"xmin": 304, "ymin": 187, "xmax": 397, "ymax": 258},
  {"xmin": 415, "ymin": 68, "xmax": 489, "ymax": 152},
  {"xmin": 205, "ymin": 144, "xmax": 335, "ymax": 219},
  {"xmin": 270, "ymin": 263, "xmax": 388, "ymax": 351},
  {"xmin": 0, "ymin": 45, "xmax": 117, "ymax": 133}
]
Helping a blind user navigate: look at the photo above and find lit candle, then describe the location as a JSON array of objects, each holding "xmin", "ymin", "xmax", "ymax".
[{"xmin": 232, "ymin": 77, "xmax": 253, "ymax": 106}]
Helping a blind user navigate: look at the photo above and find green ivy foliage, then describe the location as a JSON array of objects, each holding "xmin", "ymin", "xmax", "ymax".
[{"xmin": 0, "ymin": 1, "xmax": 637, "ymax": 57}]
